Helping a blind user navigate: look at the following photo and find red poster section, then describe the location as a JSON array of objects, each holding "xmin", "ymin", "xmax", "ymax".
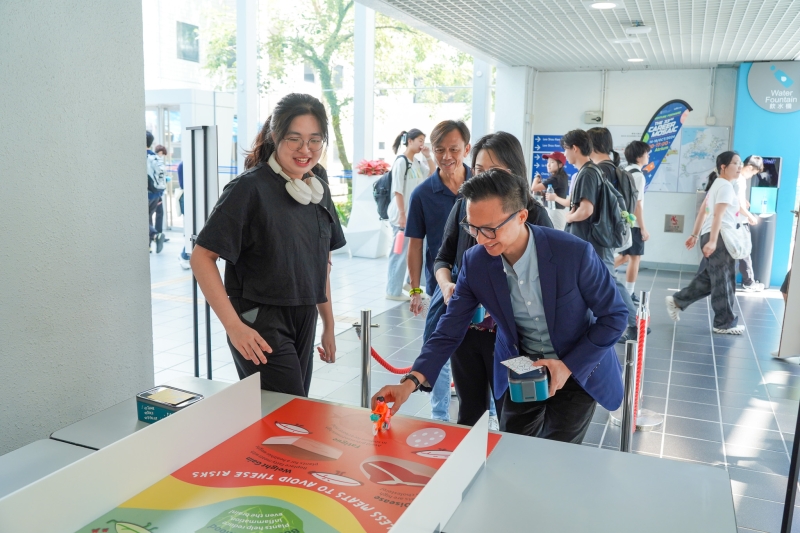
[{"xmin": 172, "ymin": 399, "xmax": 501, "ymax": 532}]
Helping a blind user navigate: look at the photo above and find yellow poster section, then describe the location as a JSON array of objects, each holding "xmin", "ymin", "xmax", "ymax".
[{"xmin": 121, "ymin": 476, "xmax": 367, "ymax": 533}]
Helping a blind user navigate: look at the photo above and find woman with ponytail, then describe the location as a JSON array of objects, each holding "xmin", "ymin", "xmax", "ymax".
[
  {"xmin": 191, "ymin": 93, "xmax": 346, "ymax": 395},
  {"xmin": 386, "ymin": 128, "xmax": 434, "ymax": 300},
  {"xmin": 666, "ymin": 151, "xmax": 745, "ymax": 334}
]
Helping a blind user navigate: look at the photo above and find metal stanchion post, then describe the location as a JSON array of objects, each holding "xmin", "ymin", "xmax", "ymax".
[
  {"xmin": 620, "ymin": 340, "xmax": 638, "ymax": 453},
  {"xmin": 360, "ymin": 309, "xmax": 372, "ymax": 408}
]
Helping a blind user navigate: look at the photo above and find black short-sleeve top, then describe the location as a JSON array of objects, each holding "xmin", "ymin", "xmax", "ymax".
[{"xmin": 195, "ymin": 163, "xmax": 346, "ymax": 307}]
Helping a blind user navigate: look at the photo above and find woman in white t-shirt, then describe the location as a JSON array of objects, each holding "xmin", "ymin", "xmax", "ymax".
[
  {"xmin": 666, "ymin": 152, "xmax": 745, "ymax": 334},
  {"xmin": 386, "ymin": 129, "xmax": 434, "ymax": 300}
]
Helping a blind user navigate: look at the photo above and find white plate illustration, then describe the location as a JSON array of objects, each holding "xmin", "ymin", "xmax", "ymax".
[{"xmin": 405, "ymin": 428, "xmax": 446, "ymax": 448}]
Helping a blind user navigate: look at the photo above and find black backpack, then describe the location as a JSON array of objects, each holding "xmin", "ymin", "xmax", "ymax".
[
  {"xmin": 373, "ymin": 155, "xmax": 410, "ymax": 220},
  {"xmin": 585, "ymin": 165, "xmax": 629, "ymax": 249},
  {"xmin": 598, "ymin": 160, "xmax": 638, "ymax": 215}
]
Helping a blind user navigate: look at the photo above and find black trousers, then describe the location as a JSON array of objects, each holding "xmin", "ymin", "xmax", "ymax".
[
  {"xmin": 451, "ymin": 328, "xmax": 503, "ymax": 426},
  {"xmin": 499, "ymin": 376, "xmax": 597, "ymax": 444},
  {"xmin": 148, "ymin": 195, "xmax": 159, "ymax": 240},
  {"xmin": 228, "ymin": 297, "xmax": 317, "ymax": 396}
]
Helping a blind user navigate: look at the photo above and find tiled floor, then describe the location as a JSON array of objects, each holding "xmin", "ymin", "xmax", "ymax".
[{"xmin": 150, "ymin": 229, "xmax": 800, "ymax": 532}]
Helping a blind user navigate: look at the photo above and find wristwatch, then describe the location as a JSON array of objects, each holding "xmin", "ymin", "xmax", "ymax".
[{"xmin": 400, "ymin": 373, "xmax": 432, "ymax": 393}]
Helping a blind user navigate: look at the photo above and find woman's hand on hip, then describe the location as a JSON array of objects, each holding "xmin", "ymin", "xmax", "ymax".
[
  {"xmin": 317, "ymin": 328, "xmax": 336, "ymax": 363},
  {"xmin": 228, "ymin": 321, "xmax": 271, "ymax": 365}
]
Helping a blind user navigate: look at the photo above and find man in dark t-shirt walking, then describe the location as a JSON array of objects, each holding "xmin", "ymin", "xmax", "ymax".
[{"xmin": 562, "ymin": 129, "xmax": 638, "ymax": 341}]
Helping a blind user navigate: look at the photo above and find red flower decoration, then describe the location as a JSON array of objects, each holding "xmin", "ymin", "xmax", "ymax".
[{"xmin": 356, "ymin": 159, "xmax": 391, "ymax": 176}]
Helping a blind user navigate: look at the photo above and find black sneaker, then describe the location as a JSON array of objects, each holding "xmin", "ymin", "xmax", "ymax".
[
  {"xmin": 155, "ymin": 233, "xmax": 166, "ymax": 253},
  {"xmin": 631, "ymin": 293, "xmax": 640, "ymax": 305}
]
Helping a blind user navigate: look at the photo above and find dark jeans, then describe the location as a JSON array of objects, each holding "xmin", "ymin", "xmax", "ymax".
[
  {"xmin": 451, "ymin": 328, "xmax": 502, "ymax": 426},
  {"xmin": 148, "ymin": 194, "xmax": 159, "ymax": 240},
  {"xmin": 672, "ymin": 233, "xmax": 738, "ymax": 329},
  {"xmin": 738, "ymin": 225, "xmax": 754, "ymax": 286},
  {"xmin": 499, "ymin": 375, "xmax": 597, "ymax": 444},
  {"xmin": 227, "ymin": 297, "xmax": 317, "ymax": 396},
  {"xmin": 155, "ymin": 196, "xmax": 164, "ymax": 233}
]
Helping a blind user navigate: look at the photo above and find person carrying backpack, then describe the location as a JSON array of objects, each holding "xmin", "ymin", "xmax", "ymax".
[
  {"xmin": 615, "ymin": 141, "xmax": 651, "ymax": 303},
  {"xmin": 563, "ymin": 129, "xmax": 637, "ymax": 342},
  {"xmin": 385, "ymin": 129, "xmax": 434, "ymax": 300},
  {"xmin": 146, "ymin": 131, "xmax": 167, "ymax": 253}
]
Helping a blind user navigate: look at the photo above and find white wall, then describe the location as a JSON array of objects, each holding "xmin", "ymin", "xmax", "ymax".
[
  {"xmin": 0, "ymin": 1, "xmax": 153, "ymax": 454},
  {"xmin": 532, "ymin": 67, "xmax": 738, "ymax": 268}
]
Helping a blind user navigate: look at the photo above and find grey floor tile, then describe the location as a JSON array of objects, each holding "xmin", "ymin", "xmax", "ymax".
[
  {"xmin": 672, "ymin": 350, "xmax": 715, "ymax": 365},
  {"xmin": 665, "ymin": 415, "xmax": 723, "ymax": 442},
  {"xmin": 725, "ymin": 443, "xmax": 790, "ymax": 476},
  {"xmin": 724, "ymin": 424, "xmax": 790, "ymax": 454},
  {"xmin": 632, "ymin": 429, "xmax": 664, "ymax": 455},
  {"xmin": 641, "ymin": 395, "xmax": 666, "ymax": 414},
  {"xmin": 670, "ymin": 371, "xmax": 719, "ymax": 390},
  {"xmin": 644, "ymin": 367, "xmax": 670, "ymax": 384},
  {"xmin": 674, "ymin": 341, "xmax": 714, "ymax": 354},
  {"xmin": 582, "ymin": 421, "xmax": 606, "ymax": 445},
  {"xmin": 669, "ymin": 384, "xmax": 719, "ymax": 405},
  {"xmin": 733, "ymin": 496, "xmax": 782, "ymax": 533},
  {"xmin": 718, "ymin": 377, "xmax": 770, "ymax": 398},
  {"xmin": 728, "ymin": 466, "xmax": 792, "ymax": 504},
  {"xmin": 667, "ymin": 399, "xmax": 721, "ymax": 422},
  {"xmin": 662, "ymin": 434, "xmax": 725, "ymax": 466},
  {"xmin": 721, "ymin": 406, "xmax": 781, "ymax": 432},
  {"xmin": 671, "ymin": 359, "xmax": 716, "ymax": 376}
]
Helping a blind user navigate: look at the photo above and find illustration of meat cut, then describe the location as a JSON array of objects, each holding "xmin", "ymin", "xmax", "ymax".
[
  {"xmin": 359, "ymin": 456, "xmax": 436, "ymax": 487},
  {"xmin": 414, "ymin": 449, "xmax": 452, "ymax": 459},
  {"xmin": 309, "ymin": 472, "xmax": 363, "ymax": 486},
  {"xmin": 274, "ymin": 422, "xmax": 310, "ymax": 434},
  {"xmin": 405, "ymin": 428, "xmax": 446, "ymax": 448},
  {"xmin": 262, "ymin": 436, "xmax": 343, "ymax": 461}
]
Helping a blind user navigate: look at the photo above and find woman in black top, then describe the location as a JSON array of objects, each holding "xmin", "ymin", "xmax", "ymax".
[
  {"xmin": 531, "ymin": 151, "xmax": 569, "ymax": 230},
  {"xmin": 191, "ymin": 93, "xmax": 346, "ymax": 395},
  {"xmin": 433, "ymin": 131, "xmax": 552, "ymax": 426}
]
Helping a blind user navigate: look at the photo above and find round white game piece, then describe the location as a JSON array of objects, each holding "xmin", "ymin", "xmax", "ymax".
[{"xmin": 405, "ymin": 428, "xmax": 446, "ymax": 448}]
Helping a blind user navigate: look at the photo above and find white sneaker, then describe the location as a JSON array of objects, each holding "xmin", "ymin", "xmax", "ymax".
[
  {"xmin": 386, "ymin": 293, "xmax": 411, "ymax": 301},
  {"xmin": 713, "ymin": 325, "xmax": 745, "ymax": 335},
  {"xmin": 488, "ymin": 415, "xmax": 500, "ymax": 431},
  {"xmin": 741, "ymin": 281, "xmax": 765, "ymax": 292},
  {"xmin": 665, "ymin": 296, "xmax": 681, "ymax": 321},
  {"xmin": 179, "ymin": 258, "xmax": 191, "ymax": 270}
]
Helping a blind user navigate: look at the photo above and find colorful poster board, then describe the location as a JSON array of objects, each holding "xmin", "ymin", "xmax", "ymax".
[
  {"xmin": 641, "ymin": 100, "xmax": 693, "ymax": 190},
  {"xmin": 76, "ymin": 399, "xmax": 501, "ymax": 533}
]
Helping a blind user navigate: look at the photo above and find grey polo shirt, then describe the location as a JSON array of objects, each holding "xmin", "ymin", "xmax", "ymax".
[{"xmin": 501, "ymin": 227, "xmax": 557, "ymax": 359}]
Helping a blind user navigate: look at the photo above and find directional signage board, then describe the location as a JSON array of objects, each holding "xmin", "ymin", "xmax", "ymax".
[{"xmin": 532, "ymin": 134, "xmax": 578, "ymax": 180}]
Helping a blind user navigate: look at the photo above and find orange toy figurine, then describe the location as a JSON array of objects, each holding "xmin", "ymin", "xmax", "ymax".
[{"xmin": 370, "ymin": 396, "xmax": 392, "ymax": 436}]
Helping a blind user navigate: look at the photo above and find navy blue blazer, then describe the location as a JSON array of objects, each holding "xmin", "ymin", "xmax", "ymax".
[{"xmin": 411, "ymin": 224, "xmax": 628, "ymax": 411}]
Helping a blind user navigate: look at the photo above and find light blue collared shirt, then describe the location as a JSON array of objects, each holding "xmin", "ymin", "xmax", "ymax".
[{"xmin": 501, "ymin": 227, "xmax": 557, "ymax": 359}]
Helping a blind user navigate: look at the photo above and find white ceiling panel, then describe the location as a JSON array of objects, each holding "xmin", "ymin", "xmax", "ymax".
[{"xmin": 360, "ymin": 0, "xmax": 800, "ymax": 70}]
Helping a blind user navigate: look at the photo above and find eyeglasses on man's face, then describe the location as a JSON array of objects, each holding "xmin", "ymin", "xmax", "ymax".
[
  {"xmin": 459, "ymin": 211, "xmax": 521, "ymax": 239},
  {"xmin": 283, "ymin": 137, "xmax": 325, "ymax": 152}
]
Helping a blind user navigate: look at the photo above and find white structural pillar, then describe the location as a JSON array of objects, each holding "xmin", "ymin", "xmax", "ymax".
[
  {"xmin": 353, "ymin": 2, "xmax": 375, "ymax": 165},
  {"xmin": 471, "ymin": 58, "xmax": 492, "ymax": 141},
  {"xmin": 236, "ymin": 0, "xmax": 258, "ymax": 173},
  {"xmin": 495, "ymin": 66, "xmax": 536, "ymax": 178}
]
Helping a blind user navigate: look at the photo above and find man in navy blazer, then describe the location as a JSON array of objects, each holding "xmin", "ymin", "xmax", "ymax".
[{"xmin": 374, "ymin": 169, "xmax": 627, "ymax": 443}]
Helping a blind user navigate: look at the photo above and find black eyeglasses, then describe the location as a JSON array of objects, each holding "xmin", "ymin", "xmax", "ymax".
[{"xmin": 459, "ymin": 211, "xmax": 520, "ymax": 239}]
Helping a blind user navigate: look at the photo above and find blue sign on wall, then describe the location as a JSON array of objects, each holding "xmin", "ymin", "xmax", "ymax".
[
  {"xmin": 641, "ymin": 100, "xmax": 693, "ymax": 188},
  {"xmin": 532, "ymin": 134, "xmax": 578, "ymax": 179}
]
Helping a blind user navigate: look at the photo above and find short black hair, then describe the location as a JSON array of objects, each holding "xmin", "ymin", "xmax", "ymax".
[
  {"xmin": 624, "ymin": 141, "xmax": 651, "ymax": 165},
  {"xmin": 560, "ymin": 129, "xmax": 592, "ymax": 156},
  {"xmin": 146, "ymin": 131, "xmax": 154, "ymax": 148},
  {"xmin": 430, "ymin": 120, "xmax": 470, "ymax": 148},
  {"xmin": 460, "ymin": 168, "xmax": 529, "ymax": 214}
]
